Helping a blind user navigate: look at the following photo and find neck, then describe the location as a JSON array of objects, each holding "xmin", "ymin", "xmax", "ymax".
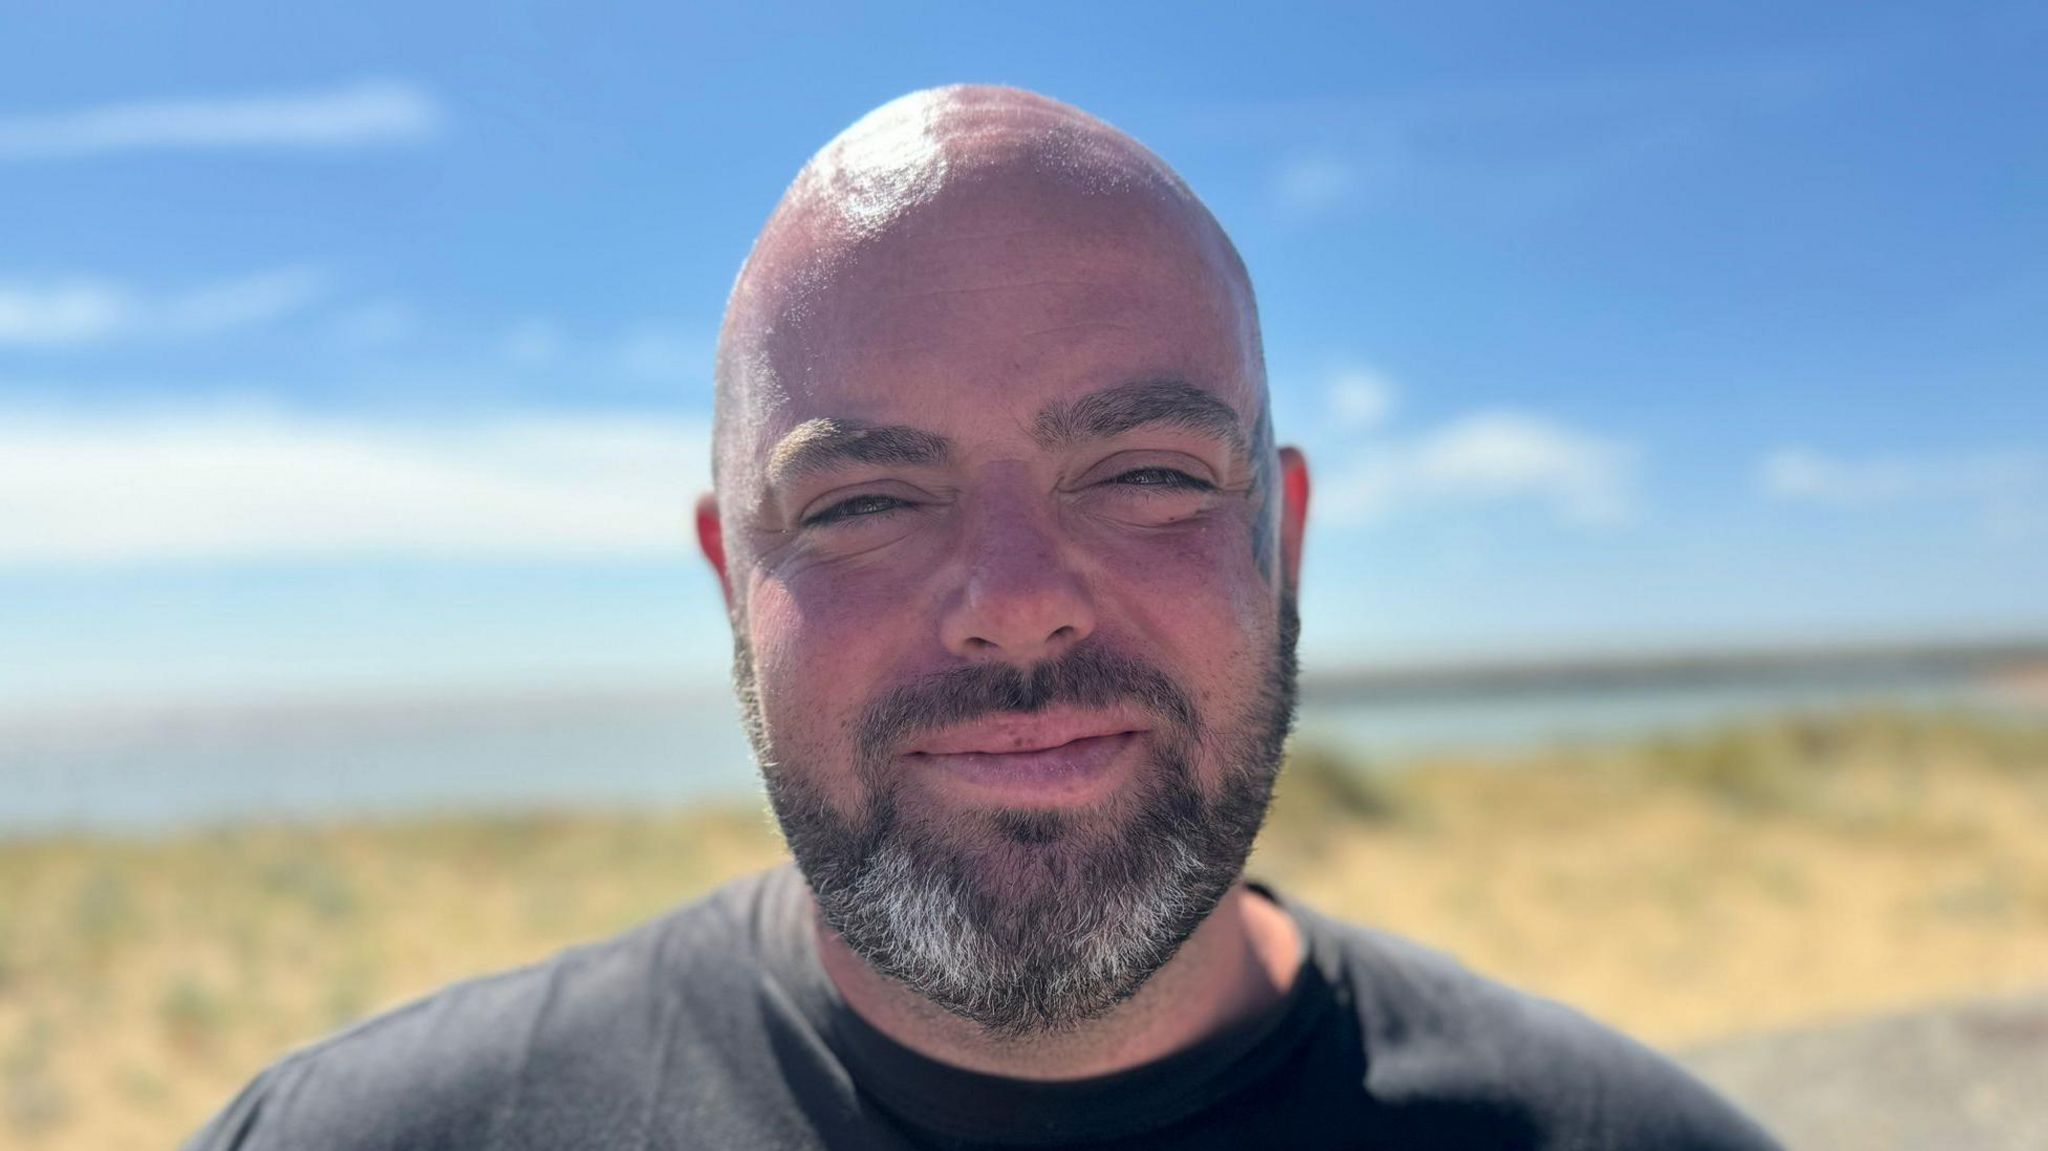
[{"xmin": 812, "ymin": 880, "xmax": 1303, "ymax": 1081}]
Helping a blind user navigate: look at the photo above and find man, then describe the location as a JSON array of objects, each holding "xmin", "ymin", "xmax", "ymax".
[{"xmin": 189, "ymin": 86, "xmax": 1778, "ymax": 1149}]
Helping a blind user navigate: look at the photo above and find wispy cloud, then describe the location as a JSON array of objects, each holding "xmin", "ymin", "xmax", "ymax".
[
  {"xmin": 1308, "ymin": 371, "xmax": 1638, "ymax": 528},
  {"xmin": 1271, "ymin": 154, "xmax": 1381, "ymax": 220},
  {"xmin": 0, "ymin": 79, "xmax": 443, "ymax": 161},
  {"xmin": 0, "ymin": 407, "xmax": 711, "ymax": 566},
  {"xmin": 1324, "ymin": 411, "xmax": 1638, "ymax": 528},
  {"xmin": 498, "ymin": 318, "xmax": 710, "ymax": 388},
  {"xmin": 501, "ymin": 318, "xmax": 567, "ymax": 369},
  {"xmin": 329, "ymin": 300, "xmax": 418, "ymax": 350},
  {"xmin": 0, "ymin": 282, "xmax": 124, "ymax": 346},
  {"xmin": 1760, "ymin": 446, "xmax": 2044, "ymax": 537},
  {"xmin": 1236, "ymin": 49, "xmax": 1866, "ymax": 223},
  {"xmin": 611, "ymin": 324, "xmax": 710, "ymax": 386},
  {"xmin": 1325, "ymin": 367, "xmax": 1397, "ymax": 430},
  {"xmin": 0, "ymin": 268, "xmax": 326, "ymax": 348}
]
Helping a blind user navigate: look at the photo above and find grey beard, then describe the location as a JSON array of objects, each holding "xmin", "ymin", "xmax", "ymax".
[{"xmin": 733, "ymin": 594, "xmax": 1299, "ymax": 1036}]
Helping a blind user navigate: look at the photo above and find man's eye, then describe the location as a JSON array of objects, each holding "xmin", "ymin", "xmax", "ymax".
[
  {"xmin": 1109, "ymin": 467, "xmax": 1214, "ymax": 492},
  {"xmin": 803, "ymin": 494, "xmax": 910, "ymax": 527}
]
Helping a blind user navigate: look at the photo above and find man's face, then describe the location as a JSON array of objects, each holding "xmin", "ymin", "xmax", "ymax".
[{"xmin": 706, "ymin": 174, "xmax": 1307, "ymax": 1033}]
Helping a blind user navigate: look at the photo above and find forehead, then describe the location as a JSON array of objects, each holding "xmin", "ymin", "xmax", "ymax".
[{"xmin": 743, "ymin": 174, "xmax": 1260, "ymax": 449}]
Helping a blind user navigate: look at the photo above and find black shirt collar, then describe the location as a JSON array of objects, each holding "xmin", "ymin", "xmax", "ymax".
[{"xmin": 757, "ymin": 866, "xmax": 1336, "ymax": 1147}]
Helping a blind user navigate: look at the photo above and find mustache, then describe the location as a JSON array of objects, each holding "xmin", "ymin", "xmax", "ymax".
[{"xmin": 854, "ymin": 644, "xmax": 1198, "ymax": 767}]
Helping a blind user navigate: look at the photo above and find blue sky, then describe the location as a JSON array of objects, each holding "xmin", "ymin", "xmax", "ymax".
[{"xmin": 2, "ymin": 2, "xmax": 2043, "ymax": 705}]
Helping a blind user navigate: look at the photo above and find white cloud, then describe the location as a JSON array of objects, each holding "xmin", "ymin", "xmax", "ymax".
[
  {"xmin": 0, "ymin": 282, "xmax": 126, "ymax": 346},
  {"xmin": 1326, "ymin": 368, "xmax": 1397, "ymax": 430},
  {"xmin": 0, "ymin": 79, "xmax": 444, "ymax": 161},
  {"xmin": 498, "ymin": 319, "xmax": 709, "ymax": 387},
  {"xmin": 330, "ymin": 300, "xmax": 418, "ymax": 350},
  {"xmin": 0, "ymin": 407, "xmax": 712, "ymax": 566},
  {"xmin": 612, "ymin": 324, "xmax": 708, "ymax": 386},
  {"xmin": 1321, "ymin": 410, "xmax": 1638, "ymax": 528},
  {"xmin": 1271, "ymin": 154, "xmax": 1369, "ymax": 219},
  {"xmin": 160, "ymin": 267, "xmax": 328, "ymax": 335},
  {"xmin": 1760, "ymin": 447, "xmax": 2037, "ymax": 504},
  {"xmin": 0, "ymin": 268, "xmax": 326, "ymax": 348},
  {"xmin": 1760, "ymin": 446, "xmax": 2044, "ymax": 537},
  {"xmin": 501, "ymin": 319, "xmax": 566, "ymax": 369}
]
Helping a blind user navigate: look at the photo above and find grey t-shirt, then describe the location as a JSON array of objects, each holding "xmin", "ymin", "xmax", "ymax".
[{"xmin": 187, "ymin": 865, "xmax": 1779, "ymax": 1149}]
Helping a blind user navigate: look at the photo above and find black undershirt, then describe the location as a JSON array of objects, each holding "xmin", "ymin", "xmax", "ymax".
[
  {"xmin": 802, "ymin": 881, "xmax": 1329, "ymax": 1147},
  {"xmin": 187, "ymin": 865, "xmax": 1782, "ymax": 1150}
]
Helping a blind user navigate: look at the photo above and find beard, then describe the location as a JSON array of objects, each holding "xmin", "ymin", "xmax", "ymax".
[{"xmin": 735, "ymin": 593, "xmax": 1300, "ymax": 1037}]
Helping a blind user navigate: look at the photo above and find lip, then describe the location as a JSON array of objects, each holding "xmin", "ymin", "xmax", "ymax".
[
  {"xmin": 907, "ymin": 710, "xmax": 1145, "ymax": 757},
  {"xmin": 903, "ymin": 710, "xmax": 1150, "ymax": 803}
]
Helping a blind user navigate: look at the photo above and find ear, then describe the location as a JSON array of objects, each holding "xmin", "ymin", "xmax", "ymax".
[
  {"xmin": 695, "ymin": 492, "xmax": 734, "ymax": 610},
  {"xmin": 1277, "ymin": 446, "xmax": 1310, "ymax": 592}
]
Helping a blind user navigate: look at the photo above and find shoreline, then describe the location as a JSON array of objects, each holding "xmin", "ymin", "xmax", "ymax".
[{"xmin": 1, "ymin": 709, "xmax": 2043, "ymax": 1148}]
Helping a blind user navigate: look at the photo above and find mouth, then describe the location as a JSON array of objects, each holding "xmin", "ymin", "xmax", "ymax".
[{"xmin": 903, "ymin": 711, "xmax": 1148, "ymax": 801}]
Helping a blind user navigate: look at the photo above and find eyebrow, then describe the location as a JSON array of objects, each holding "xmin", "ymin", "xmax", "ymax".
[
  {"xmin": 766, "ymin": 418, "xmax": 953, "ymax": 485},
  {"xmin": 764, "ymin": 379, "xmax": 1250, "ymax": 489},
  {"xmin": 1032, "ymin": 379, "xmax": 1249, "ymax": 460}
]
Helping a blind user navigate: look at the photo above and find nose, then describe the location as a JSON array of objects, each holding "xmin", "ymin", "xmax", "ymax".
[{"xmin": 939, "ymin": 485, "xmax": 1096, "ymax": 664}]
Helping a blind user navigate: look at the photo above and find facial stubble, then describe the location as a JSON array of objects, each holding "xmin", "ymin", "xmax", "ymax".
[{"xmin": 735, "ymin": 593, "xmax": 1300, "ymax": 1037}]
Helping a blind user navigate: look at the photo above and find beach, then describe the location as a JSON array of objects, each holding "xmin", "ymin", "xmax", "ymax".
[{"xmin": 1, "ymin": 707, "xmax": 2043, "ymax": 1148}]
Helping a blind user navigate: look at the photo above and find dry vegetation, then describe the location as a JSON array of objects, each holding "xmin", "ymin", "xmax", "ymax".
[
  {"xmin": 1260, "ymin": 710, "xmax": 2048, "ymax": 1043},
  {"xmin": 2, "ymin": 709, "xmax": 2044, "ymax": 1149}
]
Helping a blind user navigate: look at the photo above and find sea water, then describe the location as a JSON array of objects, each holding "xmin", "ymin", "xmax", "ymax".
[{"xmin": 0, "ymin": 671, "xmax": 2026, "ymax": 837}]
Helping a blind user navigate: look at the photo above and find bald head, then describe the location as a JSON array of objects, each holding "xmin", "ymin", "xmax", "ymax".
[
  {"xmin": 713, "ymin": 86, "xmax": 1266, "ymax": 495},
  {"xmin": 697, "ymin": 96, "xmax": 1309, "ymax": 1030}
]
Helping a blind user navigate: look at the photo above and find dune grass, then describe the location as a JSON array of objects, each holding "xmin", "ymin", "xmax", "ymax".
[{"xmin": 1, "ymin": 708, "xmax": 2044, "ymax": 1149}]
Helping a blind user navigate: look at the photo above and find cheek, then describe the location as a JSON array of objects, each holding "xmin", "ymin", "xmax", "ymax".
[
  {"xmin": 1095, "ymin": 512, "xmax": 1272, "ymax": 620},
  {"xmin": 771, "ymin": 553, "xmax": 933, "ymax": 684},
  {"xmin": 1085, "ymin": 517, "xmax": 1278, "ymax": 709},
  {"xmin": 744, "ymin": 564, "xmax": 920, "ymax": 795}
]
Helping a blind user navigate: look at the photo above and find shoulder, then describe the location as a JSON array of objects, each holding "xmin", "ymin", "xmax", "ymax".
[
  {"xmin": 1293, "ymin": 903, "xmax": 1781, "ymax": 1150},
  {"xmin": 183, "ymin": 867, "xmax": 800, "ymax": 1151}
]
